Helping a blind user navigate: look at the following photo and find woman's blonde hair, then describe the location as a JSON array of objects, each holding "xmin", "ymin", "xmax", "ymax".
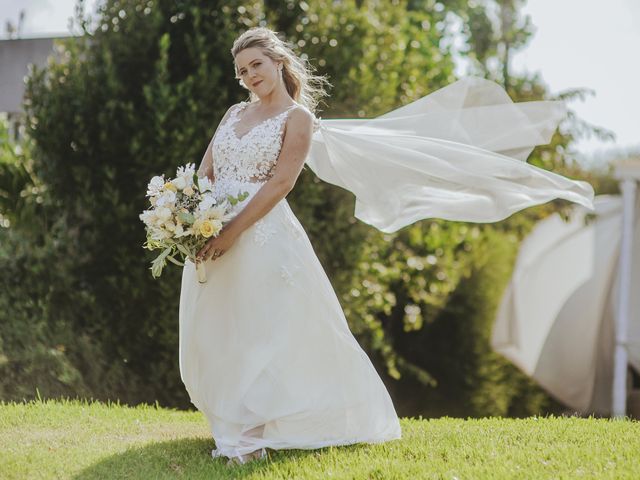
[{"xmin": 231, "ymin": 27, "xmax": 331, "ymax": 115}]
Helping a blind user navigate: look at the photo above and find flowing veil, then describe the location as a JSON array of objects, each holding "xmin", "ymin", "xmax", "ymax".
[{"xmin": 306, "ymin": 76, "xmax": 595, "ymax": 233}]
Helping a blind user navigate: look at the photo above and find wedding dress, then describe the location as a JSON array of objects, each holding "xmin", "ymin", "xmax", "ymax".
[
  {"xmin": 179, "ymin": 76, "xmax": 596, "ymax": 460},
  {"xmin": 179, "ymin": 100, "xmax": 402, "ymax": 460}
]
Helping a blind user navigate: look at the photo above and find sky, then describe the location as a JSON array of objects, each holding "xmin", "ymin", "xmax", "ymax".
[
  {"xmin": 511, "ymin": 0, "xmax": 640, "ymax": 167},
  {"xmin": 1, "ymin": 0, "xmax": 638, "ymax": 166}
]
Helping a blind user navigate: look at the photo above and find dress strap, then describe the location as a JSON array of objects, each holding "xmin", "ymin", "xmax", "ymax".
[
  {"xmin": 232, "ymin": 101, "xmax": 249, "ymax": 117},
  {"xmin": 279, "ymin": 103, "xmax": 299, "ymax": 122},
  {"xmin": 281, "ymin": 103, "xmax": 322, "ymax": 133}
]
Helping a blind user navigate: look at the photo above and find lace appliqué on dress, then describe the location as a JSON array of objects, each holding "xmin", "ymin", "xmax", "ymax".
[
  {"xmin": 254, "ymin": 218, "xmax": 277, "ymax": 246},
  {"xmin": 210, "ymin": 101, "xmax": 322, "ymax": 243},
  {"xmin": 211, "ymin": 101, "xmax": 322, "ymax": 190},
  {"xmin": 212, "ymin": 102, "xmax": 301, "ymax": 188},
  {"xmin": 280, "ymin": 264, "xmax": 300, "ymax": 286},
  {"xmin": 283, "ymin": 214, "xmax": 303, "ymax": 240}
]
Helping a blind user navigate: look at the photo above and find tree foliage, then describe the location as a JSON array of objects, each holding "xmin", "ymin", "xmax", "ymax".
[
  {"xmin": 2, "ymin": 0, "xmax": 458, "ymax": 409},
  {"xmin": 0, "ymin": 0, "xmax": 613, "ymax": 417}
]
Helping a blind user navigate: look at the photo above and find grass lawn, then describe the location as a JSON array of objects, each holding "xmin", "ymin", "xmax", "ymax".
[{"xmin": 1, "ymin": 397, "xmax": 639, "ymax": 479}]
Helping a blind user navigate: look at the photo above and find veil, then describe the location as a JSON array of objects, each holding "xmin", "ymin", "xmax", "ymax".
[{"xmin": 305, "ymin": 76, "xmax": 595, "ymax": 233}]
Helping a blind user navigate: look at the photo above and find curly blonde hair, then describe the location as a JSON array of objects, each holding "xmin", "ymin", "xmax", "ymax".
[{"xmin": 231, "ymin": 27, "xmax": 331, "ymax": 115}]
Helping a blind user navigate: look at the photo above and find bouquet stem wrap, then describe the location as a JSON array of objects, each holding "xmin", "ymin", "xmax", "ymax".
[{"xmin": 195, "ymin": 259, "xmax": 207, "ymax": 283}]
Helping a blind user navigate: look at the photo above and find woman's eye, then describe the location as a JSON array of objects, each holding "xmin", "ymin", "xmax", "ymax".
[{"xmin": 239, "ymin": 62, "xmax": 263, "ymax": 76}]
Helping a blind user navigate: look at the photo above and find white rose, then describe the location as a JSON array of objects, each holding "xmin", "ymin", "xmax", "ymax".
[
  {"xmin": 139, "ymin": 209, "xmax": 156, "ymax": 226},
  {"xmin": 156, "ymin": 190, "xmax": 176, "ymax": 207},
  {"xmin": 199, "ymin": 194, "xmax": 216, "ymax": 211},
  {"xmin": 172, "ymin": 176, "xmax": 187, "ymax": 190},
  {"xmin": 146, "ymin": 175, "xmax": 165, "ymax": 197},
  {"xmin": 156, "ymin": 207, "xmax": 172, "ymax": 222}
]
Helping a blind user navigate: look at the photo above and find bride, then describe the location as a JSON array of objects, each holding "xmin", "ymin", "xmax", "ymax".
[
  {"xmin": 179, "ymin": 26, "xmax": 595, "ymax": 467},
  {"xmin": 179, "ymin": 27, "xmax": 401, "ymax": 467}
]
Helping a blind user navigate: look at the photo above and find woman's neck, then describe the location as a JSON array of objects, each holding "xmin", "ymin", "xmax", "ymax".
[{"xmin": 255, "ymin": 86, "xmax": 294, "ymax": 108}]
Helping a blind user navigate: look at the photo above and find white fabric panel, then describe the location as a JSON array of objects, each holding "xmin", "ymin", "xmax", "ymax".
[
  {"xmin": 306, "ymin": 76, "xmax": 595, "ymax": 233},
  {"xmin": 492, "ymin": 194, "xmax": 640, "ymax": 414}
]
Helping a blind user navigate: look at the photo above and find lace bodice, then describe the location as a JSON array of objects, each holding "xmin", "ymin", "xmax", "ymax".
[{"xmin": 211, "ymin": 101, "xmax": 320, "ymax": 201}]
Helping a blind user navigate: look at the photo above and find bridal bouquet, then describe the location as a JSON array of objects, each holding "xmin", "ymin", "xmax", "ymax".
[{"xmin": 139, "ymin": 163, "xmax": 248, "ymax": 283}]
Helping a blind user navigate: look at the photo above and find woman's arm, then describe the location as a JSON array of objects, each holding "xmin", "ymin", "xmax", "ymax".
[
  {"xmin": 197, "ymin": 107, "xmax": 314, "ymax": 260},
  {"xmin": 197, "ymin": 136, "xmax": 215, "ymax": 181},
  {"xmin": 197, "ymin": 105, "xmax": 237, "ymax": 181}
]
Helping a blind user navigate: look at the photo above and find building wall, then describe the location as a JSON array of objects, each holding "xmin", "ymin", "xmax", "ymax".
[{"xmin": 0, "ymin": 36, "xmax": 70, "ymax": 114}]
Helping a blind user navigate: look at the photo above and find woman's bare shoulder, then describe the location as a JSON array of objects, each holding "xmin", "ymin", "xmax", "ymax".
[
  {"xmin": 290, "ymin": 104, "xmax": 314, "ymax": 120},
  {"xmin": 289, "ymin": 104, "xmax": 321, "ymax": 132}
]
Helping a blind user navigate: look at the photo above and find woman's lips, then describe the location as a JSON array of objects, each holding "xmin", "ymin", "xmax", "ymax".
[{"xmin": 253, "ymin": 80, "xmax": 263, "ymax": 87}]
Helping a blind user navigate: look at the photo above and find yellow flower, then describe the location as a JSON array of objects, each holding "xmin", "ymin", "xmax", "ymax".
[
  {"xmin": 164, "ymin": 181, "xmax": 177, "ymax": 192},
  {"xmin": 199, "ymin": 220, "xmax": 215, "ymax": 238}
]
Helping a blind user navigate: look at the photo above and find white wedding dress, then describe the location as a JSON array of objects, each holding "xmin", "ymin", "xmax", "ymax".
[
  {"xmin": 179, "ymin": 101, "xmax": 402, "ymax": 460},
  {"xmin": 179, "ymin": 77, "xmax": 596, "ymax": 460}
]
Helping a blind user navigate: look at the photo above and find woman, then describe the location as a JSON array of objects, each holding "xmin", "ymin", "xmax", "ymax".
[
  {"xmin": 179, "ymin": 27, "xmax": 402, "ymax": 467},
  {"xmin": 180, "ymin": 26, "xmax": 595, "ymax": 467}
]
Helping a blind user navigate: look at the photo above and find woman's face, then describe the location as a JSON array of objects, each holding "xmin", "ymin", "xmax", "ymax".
[{"xmin": 235, "ymin": 47, "xmax": 280, "ymax": 98}]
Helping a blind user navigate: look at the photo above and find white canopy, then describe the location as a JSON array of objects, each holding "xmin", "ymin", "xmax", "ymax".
[{"xmin": 492, "ymin": 194, "xmax": 640, "ymax": 414}]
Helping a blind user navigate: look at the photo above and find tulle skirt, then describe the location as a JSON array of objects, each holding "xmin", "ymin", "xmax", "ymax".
[{"xmin": 178, "ymin": 183, "xmax": 402, "ymax": 458}]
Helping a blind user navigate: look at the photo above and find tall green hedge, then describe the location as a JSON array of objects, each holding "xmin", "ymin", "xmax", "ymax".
[
  {"xmin": 2, "ymin": 0, "xmax": 456, "ymax": 409},
  {"xmin": 0, "ymin": 0, "xmax": 610, "ymax": 417}
]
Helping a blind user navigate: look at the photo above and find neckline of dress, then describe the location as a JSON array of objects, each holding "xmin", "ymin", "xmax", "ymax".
[{"xmin": 232, "ymin": 101, "xmax": 299, "ymax": 141}]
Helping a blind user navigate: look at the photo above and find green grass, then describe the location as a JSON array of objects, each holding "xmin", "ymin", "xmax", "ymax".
[{"xmin": 1, "ymin": 398, "xmax": 639, "ymax": 479}]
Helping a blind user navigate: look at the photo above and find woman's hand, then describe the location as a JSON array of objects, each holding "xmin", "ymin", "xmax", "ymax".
[{"xmin": 196, "ymin": 226, "xmax": 239, "ymax": 262}]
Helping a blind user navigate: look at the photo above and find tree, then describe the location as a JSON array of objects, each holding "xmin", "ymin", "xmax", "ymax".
[{"xmin": 8, "ymin": 0, "xmax": 458, "ymax": 409}]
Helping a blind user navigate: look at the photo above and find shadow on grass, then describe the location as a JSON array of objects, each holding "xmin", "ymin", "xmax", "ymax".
[{"xmin": 73, "ymin": 436, "xmax": 366, "ymax": 479}]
